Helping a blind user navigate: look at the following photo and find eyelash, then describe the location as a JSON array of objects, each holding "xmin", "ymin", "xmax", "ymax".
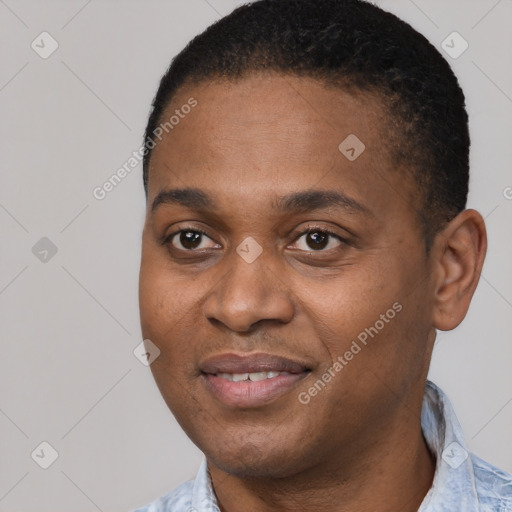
[{"xmin": 163, "ymin": 225, "xmax": 348, "ymax": 253}]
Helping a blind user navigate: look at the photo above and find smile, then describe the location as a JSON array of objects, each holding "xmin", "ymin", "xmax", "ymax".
[{"xmin": 199, "ymin": 353, "xmax": 311, "ymax": 407}]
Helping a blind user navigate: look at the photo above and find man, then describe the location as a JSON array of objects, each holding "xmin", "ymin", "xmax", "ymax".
[{"xmin": 135, "ymin": 0, "xmax": 512, "ymax": 510}]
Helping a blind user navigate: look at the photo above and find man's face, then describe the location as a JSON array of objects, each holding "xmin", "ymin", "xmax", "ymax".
[{"xmin": 139, "ymin": 73, "xmax": 437, "ymax": 478}]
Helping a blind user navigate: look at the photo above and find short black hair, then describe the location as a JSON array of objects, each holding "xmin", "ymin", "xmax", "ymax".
[{"xmin": 142, "ymin": 0, "xmax": 469, "ymax": 245}]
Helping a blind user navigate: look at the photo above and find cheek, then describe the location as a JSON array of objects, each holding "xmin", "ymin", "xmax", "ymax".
[
  {"xmin": 139, "ymin": 253, "xmax": 208, "ymax": 382},
  {"xmin": 297, "ymin": 266, "xmax": 402, "ymax": 353},
  {"xmin": 139, "ymin": 248, "xmax": 191, "ymax": 333},
  {"xmin": 139, "ymin": 264, "xmax": 167, "ymax": 338},
  {"xmin": 139, "ymin": 264, "xmax": 198, "ymax": 408},
  {"xmin": 298, "ymin": 255, "xmax": 430, "ymax": 396}
]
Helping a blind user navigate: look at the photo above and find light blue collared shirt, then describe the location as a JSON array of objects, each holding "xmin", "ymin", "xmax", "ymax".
[{"xmin": 134, "ymin": 381, "xmax": 512, "ymax": 511}]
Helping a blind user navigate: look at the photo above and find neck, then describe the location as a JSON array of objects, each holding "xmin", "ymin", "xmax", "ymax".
[{"xmin": 208, "ymin": 398, "xmax": 435, "ymax": 512}]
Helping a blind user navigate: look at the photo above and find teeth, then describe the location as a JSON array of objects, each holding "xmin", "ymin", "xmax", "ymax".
[
  {"xmin": 217, "ymin": 371, "xmax": 282, "ymax": 382},
  {"xmin": 247, "ymin": 371, "xmax": 268, "ymax": 382},
  {"xmin": 218, "ymin": 373, "xmax": 235, "ymax": 381}
]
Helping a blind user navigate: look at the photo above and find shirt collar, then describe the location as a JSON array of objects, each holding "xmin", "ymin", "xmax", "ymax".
[
  {"xmin": 418, "ymin": 380, "xmax": 480, "ymax": 511},
  {"xmin": 191, "ymin": 458, "xmax": 221, "ymax": 512}
]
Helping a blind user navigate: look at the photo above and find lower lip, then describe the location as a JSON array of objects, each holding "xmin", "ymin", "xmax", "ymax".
[{"xmin": 202, "ymin": 372, "xmax": 308, "ymax": 408}]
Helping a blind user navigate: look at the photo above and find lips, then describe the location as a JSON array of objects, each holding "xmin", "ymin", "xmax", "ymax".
[
  {"xmin": 200, "ymin": 353, "xmax": 309, "ymax": 375},
  {"xmin": 199, "ymin": 353, "xmax": 311, "ymax": 408}
]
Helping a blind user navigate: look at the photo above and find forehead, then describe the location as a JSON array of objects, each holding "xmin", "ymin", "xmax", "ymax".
[
  {"xmin": 146, "ymin": 73, "xmax": 414, "ymax": 220},
  {"xmin": 153, "ymin": 73, "xmax": 388, "ymax": 160}
]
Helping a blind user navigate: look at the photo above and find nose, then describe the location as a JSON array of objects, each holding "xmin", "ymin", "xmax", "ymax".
[{"xmin": 202, "ymin": 245, "xmax": 295, "ymax": 333}]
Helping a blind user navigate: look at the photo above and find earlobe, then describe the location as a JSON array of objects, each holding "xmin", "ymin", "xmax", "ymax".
[{"xmin": 432, "ymin": 209, "xmax": 487, "ymax": 331}]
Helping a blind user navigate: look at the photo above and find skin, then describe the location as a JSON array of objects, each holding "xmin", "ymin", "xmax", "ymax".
[{"xmin": 139, "ymin": 72, "xmax": 487, "ymax": 512}]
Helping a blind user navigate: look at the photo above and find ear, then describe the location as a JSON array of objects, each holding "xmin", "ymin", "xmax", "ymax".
[{"xmin": 431, "ymin": 209, "xmax": 487, "ymax": 331}]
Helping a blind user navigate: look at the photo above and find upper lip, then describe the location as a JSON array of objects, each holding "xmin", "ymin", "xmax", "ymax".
[{"xmin": 199, "ymin": 353, "xmax": 310, "ymax": 374}]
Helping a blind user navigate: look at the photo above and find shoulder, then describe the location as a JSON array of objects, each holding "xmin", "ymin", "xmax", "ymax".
[
  {"xmin": 132, "ymin": 479, "xmax": 195, "ymax": 512},
  {"xmin": 471, "ymin": 453, "xmax": 512, "ymax": 510}
]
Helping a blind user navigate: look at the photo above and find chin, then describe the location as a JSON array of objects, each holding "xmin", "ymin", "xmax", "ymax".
[
  {"xmin": 209, "ymin": 451, "xmax": 301, "ymax": 479},
  {"xmin": 196, "ymin": 431, "xmax": 315, "ymax": 479}
]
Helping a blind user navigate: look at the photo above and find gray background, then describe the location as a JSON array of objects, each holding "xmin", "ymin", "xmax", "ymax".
[{"xmin": 0, "ymin": 0, "xmax": 511, "ymax": 510}]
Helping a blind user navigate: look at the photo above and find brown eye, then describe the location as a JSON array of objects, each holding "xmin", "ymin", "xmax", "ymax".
[
  {"xmin": 292, "ymin": 230, "xmax": 343, "ymax": 251},
  {"xmin": 306, "ymin": 231, "xmax": 329, "ymax": 250},
  {"xmin": 178, "ymin": 231, "xmax": 201, "ymax": 249},
  {"xmin": 168, "ymin": 230, "xmax": 219, "ymax": 251}
]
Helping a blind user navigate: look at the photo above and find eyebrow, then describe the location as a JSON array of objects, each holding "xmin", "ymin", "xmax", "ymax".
[
  {"xmin": 152, "ymin": 188, "xmax": 213, "ymax": 213},
  {"xmin": 272, "ymin": 189, "xmax": 368, "ymax": 215},
  {"xmin": 151, "ymin": 187, "xmax": 369, "ymax": 215}
]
